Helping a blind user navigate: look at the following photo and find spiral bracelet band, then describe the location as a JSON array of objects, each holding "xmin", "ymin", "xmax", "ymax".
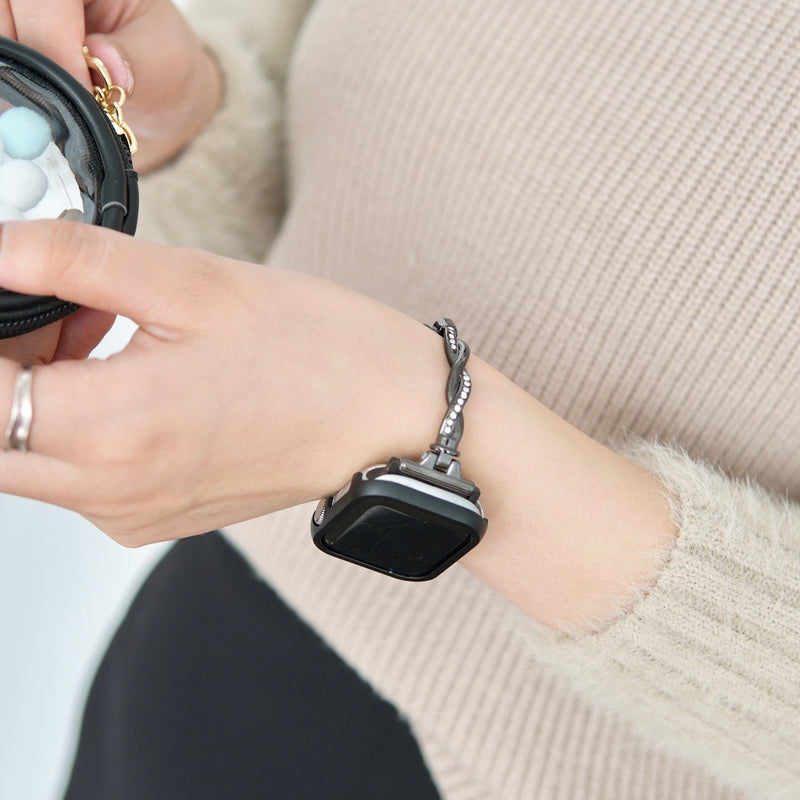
[{"xmin": 422, "ymin": 318, "xmax": 472, "ymax": 475}]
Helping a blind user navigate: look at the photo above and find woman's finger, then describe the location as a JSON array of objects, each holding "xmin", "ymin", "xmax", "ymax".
[
  {"xmin": 0, "ymin": 1, "xmax": 17, "ymax": 40},
  {"xmin": 0, "ymin": 447, "xmax": 85, "ymax": 509},
  {"xmin": 8, "ymin": 0, "xmax": 88, "ymax": 85},
  {"xmin": 53, "ymin": 307, "xmax": 116, "ymax": 360},
  {"xmin": 0, "ymin": 356, "xmax": 86, "ymax": 498},
  {"xmin": 0, "ymin": 220, "xmax": 231, "ymax": 332},
  {"xmin": 0, "ymin": 354, "xmax": 93, "ymax": 459},
  {"xmin": 0, "ymin": 321, "xmax": 61, "ymax": 365}
]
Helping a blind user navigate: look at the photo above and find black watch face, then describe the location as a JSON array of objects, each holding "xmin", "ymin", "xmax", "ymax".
[
  {"xmin": 312, "ymin": 481, "xmax": 486, "ymax": 580},
  {"xmin": 327, "ymin": 504, "xmax": 470, "ymax": 579}
]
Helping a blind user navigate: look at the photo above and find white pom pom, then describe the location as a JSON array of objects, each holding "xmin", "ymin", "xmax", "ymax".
[
  {"xmin": 0, "ymin": 159, "xmax": 48, "ymax": 211},
  {"xmin": 0, "ymin": 201, "xmax": 24, "ymax": 221}
]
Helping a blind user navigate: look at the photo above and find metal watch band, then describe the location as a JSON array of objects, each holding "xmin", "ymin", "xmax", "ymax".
[{"xmin": 419, "ymin": 318, "xmax": 472, "ymax": 479}]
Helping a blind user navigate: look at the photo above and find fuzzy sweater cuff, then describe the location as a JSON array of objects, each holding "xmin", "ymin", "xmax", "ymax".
[
  {"xmin": 135, "ymin": 21, "xmax": 284, "ymax": 263},
  {"xmin": 539, "ymin": 441, "xmax": 800, "ymax": 798}
]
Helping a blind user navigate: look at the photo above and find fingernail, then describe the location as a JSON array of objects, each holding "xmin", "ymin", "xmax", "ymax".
[
  {"xmin": 86, "ymin": 40, "xmax": 134, "ymax": 96},
  {"xmin": 116, "ymin": 52, "xmax": 135, "ymax": 96},
  {"xmin": 105, "ymin": 47, "xmax": 134, "ymax": 95}
]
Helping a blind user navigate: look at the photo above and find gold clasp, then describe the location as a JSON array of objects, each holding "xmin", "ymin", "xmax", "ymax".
[{"xmin": 83, "ymin": 46, "xmax": 138, "ymax": 155}]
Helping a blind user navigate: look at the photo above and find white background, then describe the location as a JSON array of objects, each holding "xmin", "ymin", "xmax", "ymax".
[{"xmin": 0, "ymin": 319, "xmax": 168, "ymax": 800}]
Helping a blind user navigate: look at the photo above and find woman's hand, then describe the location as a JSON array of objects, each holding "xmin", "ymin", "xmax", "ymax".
[
  {"xmin": 0, "ymin": 1, "xmax": 222, "ymax": 172},
  {"xmin": 0, "ymin": 220, "xmax": 448, "ymax": 547}
]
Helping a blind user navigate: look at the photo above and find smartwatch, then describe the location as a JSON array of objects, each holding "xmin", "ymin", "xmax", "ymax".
[{"xmin": 311, "ymin": 319, "xmax": 488, "ymax": 580}]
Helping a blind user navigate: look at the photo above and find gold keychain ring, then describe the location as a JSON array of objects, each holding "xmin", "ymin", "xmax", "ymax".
[{"xmin": 82, "ymin": 46, "xmax": 137, "ymax": 155}]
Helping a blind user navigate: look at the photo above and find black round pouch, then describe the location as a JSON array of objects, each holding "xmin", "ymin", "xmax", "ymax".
[{"xmin": 0, "ymin": 37, "xmax": 138, "ymax": 339}]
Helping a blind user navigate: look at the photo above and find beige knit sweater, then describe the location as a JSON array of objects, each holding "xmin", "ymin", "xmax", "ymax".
[{"xmin": 137, "ymin": 1, "xmax": 800, "ymax": 797}]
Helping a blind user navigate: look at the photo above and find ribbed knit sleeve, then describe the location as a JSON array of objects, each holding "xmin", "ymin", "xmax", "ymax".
[{"xmin": 536, "ymin": 441, "xmax": 800, "ymax": 798}]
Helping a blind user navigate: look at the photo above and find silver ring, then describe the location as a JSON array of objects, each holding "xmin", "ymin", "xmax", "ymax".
[{"xmin": 4, "ymin": 365, "xmax": 34, "ymax": 453}]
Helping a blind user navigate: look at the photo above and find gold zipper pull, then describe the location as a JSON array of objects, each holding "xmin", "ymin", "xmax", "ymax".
[{"xmin": 83, "ymin": 46, "xmax": 138, "ymax": 155}]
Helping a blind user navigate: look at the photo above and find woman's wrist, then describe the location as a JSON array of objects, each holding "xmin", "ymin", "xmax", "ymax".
[
  {"xmin": 303, "ymin": 302, "xmax": 451, "ymax": 500},
  {"xmin": 132, "ymin": 45, "xmax": 224, "ymax": 174},
  {"xmin": 454, "ymin": 357, "xmax": 677, "ymax": 633},
  {"xmin": 313, "ymin": 304, "xmax": 677, "ymax": 634}
]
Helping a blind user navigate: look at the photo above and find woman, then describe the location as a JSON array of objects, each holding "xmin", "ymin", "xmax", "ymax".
[{"xmin": 0, "ymin": 1, "xmax": 798, "ymax": 797}]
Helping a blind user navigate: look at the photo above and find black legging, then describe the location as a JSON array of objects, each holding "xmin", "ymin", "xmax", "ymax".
[{"xmin": 64, "ymin": 532, "xmax": 440, "ymax": 800}]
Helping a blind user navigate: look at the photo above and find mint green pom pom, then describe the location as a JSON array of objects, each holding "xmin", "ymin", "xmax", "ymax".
[{"xmin": 0, "ymin": 107, "xmax": 51, "ymax": 160}]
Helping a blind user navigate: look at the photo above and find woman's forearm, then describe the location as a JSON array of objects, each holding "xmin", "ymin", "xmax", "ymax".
[
  {"xmin": 454, "ymin": 356, "xmax": 677, "ymax": 632},
  {"xmin": 370, "ymin": 326, "xmax": 678, "ymax": 633}
]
